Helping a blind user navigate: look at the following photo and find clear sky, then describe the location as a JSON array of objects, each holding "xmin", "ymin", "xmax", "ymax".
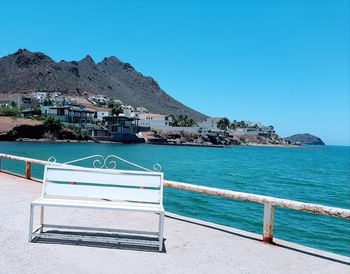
[{"xmin": 0, "ymin": 0, "xmax": 349, "ymax": 145}]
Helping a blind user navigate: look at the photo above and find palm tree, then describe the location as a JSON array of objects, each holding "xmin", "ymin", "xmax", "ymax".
[
  {"xmin": 237, "ymin": 120, "xmax": 247, "ymax": 128},
  {"xmin": 230, "ymin": 122, "xmax": 237, "ymax": 130},
  {"xmin": 217, "ymin": 118, "xmax": 230, "ymax": 131},
  {"xmin": 170, "ymin": 115, "xmax": 197, "ymax": 127}
]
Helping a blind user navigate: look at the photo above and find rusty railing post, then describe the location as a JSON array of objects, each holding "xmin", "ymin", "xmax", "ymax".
[
  {"xmin": 25, "ymin": 161, "xmax": 31, "ymax": 179},
  {"xmin": 263, "ymin": 204, "xmax": 274, "ymax": 243}
]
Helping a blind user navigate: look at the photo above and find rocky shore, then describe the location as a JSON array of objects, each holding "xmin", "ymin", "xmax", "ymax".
[
  {"xmin": 143, "ymin": 130, "xmax": 291, "ymax": 147},
  {"xmin": 0, "ymin": 123, "xmax": 297, "ymax": 147},
  {"xmin": 0, "ymin": 124, "xmax": 90, "ymax": 142}
]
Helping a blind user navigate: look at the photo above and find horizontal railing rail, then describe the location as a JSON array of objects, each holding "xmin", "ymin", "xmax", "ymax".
[{"xmin": 0, "ymin": 153, "xmax": 349, "ymax": 244}]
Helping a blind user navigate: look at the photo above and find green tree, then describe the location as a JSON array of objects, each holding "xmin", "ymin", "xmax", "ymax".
[
  {"xmin": 43, "ymin": 98, "xmax": 53, "ymax": 106},
  {"xmin": 170, "ymin": 115, "xmax": 197, "ymax": 127},
  {"xmin": 237, "ymin": 120, "xmax": 247, "ymax": 128},
  {"xmin": 217, "ymin": 117, "xmax": 230, "ymax": 131},
  {"xmin": 32, "ymin": 107, "xmax": 42, "ymax": 116},
  {"xmin": 0, "ymin": 106, "xmax": 21, "ymax": 117},
  {"xmin": 111, "ymin": 105, "xmax": 124, "ymax": 116},
  {"xmin": 107, "ymin": 99, "xmax": 115, "ymax": 108},
  {"xmin": 44, "ymin": 116, "xmax": 62, "ymax": 131}
]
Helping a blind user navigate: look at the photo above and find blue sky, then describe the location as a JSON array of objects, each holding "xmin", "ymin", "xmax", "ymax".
[{"xmin": 0, "ymin": 0, "xmax": 349, "ymax": 145}]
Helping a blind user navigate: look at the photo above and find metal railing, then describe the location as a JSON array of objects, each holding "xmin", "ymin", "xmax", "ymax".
[{"xmin": 0, "ymin": 153, "xmax": 349, "ymax": 244}]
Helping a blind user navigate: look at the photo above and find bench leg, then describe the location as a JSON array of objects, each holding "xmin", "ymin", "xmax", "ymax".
[
  {"xmin": 158, "ymin": 212, "xmax": 164, "ymax": 252},
  {"xmin": 39, "ymin": 206, "xmax": 44, "ymax": 233},
  {"xmin": 28, "ymin": 204, "xmax": 34, "ymax": 242}
]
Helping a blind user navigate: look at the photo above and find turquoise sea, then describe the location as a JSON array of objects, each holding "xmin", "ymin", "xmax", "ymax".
[{"xmin": 0, "ymin": 142, "xmax": 349, "ymax": 256}]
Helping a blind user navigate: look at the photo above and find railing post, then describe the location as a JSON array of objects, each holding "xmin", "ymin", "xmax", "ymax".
[
  {"xmin": 263, "ymin": 204, "xmax": 274, "ymax": 243},
  {"xmin": 25, "ymin": 162, "xmax": 31, "ymax": 179}
]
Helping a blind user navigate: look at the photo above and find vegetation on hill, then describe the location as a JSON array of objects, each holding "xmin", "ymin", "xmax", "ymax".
[
  {"xmin": 0, "ymin": 106, "xmax": 21, "ymax": 117},
  {"xmin": 43, "ymin": 116, "xmax": 62, "ymax": 131},
  {"xmin": 217, "ymin": 118, "xmax": 230, "ymax": 130},
  {"xmin": 0, "ymin": 116, "xmax": 89, "ymax": 141},
  {"xmin": 170, "ymin": 115, "xmax": 197, "ymax": 127}
]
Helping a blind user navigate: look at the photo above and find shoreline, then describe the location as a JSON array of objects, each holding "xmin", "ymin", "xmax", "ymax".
[
  {"xmin": 147, "ymin": 142, "xmax": 225, "ymax": 148},
  {"xmin": 245, "ymin": 143, "xmax": 301, "ymax": 148},
  {"xmin": 0, "ymin": 138, "xmax": 301, "ymax": 148}
]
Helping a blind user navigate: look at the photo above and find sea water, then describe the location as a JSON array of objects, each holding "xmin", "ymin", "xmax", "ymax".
[{"xmin": 0, "ymin": 142, "xmax": 349, "ymax": 256}]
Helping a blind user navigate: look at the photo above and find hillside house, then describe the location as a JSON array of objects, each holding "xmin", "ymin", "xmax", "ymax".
[
  {"xmin": 198, "ymin": 117, "xmax": 222, "ymax": 130},
  {"xmin": 33, "ymin": 92, "xmax": 47, "ymax": 104},
  {"xmin": 138, "ymin": 113, "xmax": 170, "ymax": 129},
  {"xmin": 102, "ymin": 116, "xmax": 147, "ymax": 143},
  {"xmin": 103, "ymin": 116, "xmax": 141, "ymax": 134},
  {"xmin": 40, "ymin": 105, "xmax": 95, "ymax": 124},
  {"xmin": 20, "ymin": 95, "xmax": 37, "ymax": 109},
  {"xmin": 234, "ymin": 126, "xmax": 275, "ymax": 136},
  {"xmin": 88, "ymin": 125, "xmax": 109, "ymax": 137},
  {"xmin": 96, "ymin": 111, "xmax": 109, "ymax": 121},
  {"xmin": 0, "ymin": 100, "xmax": 13, "ymax": 108}
]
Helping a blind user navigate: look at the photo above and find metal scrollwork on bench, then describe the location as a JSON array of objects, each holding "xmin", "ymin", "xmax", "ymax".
[
  {"xmin": 47, "ymin": 157, "xmax": 57, "ymax": 163},
  {"xmin": 47, "ymin": 154, "xmax": 162, "ymax": 172}
]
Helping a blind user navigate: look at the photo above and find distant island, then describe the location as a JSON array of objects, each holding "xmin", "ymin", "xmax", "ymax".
[
  {"xmin": 285, "ymin": 134, "xmax": 325, "ymax": 146},
  {"xmin": 0, "ymin": 49, "xmax": 324, "ymax": 147}
]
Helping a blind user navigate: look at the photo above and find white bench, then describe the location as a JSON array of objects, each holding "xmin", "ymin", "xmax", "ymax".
[{"xmin": 29, "ymin": 165, "xmax": 165, "ymax": 251}]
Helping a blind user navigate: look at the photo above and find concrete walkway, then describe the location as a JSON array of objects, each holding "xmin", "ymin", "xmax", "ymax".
[{"xmin": 0, "ymin": 172, "xmax": 349, "ymax": 274}]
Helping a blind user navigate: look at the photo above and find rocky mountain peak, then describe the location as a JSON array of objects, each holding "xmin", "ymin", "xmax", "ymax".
[
  {"xmin": 99, "ymin": 56, "xmax": 123, "ymax": 67},
  {"xmin": 11, "ymin": 49, "xmax": 53, "ymax": 68},
  {"xmin": 80, "ymin": 54, "xmax": 95, "ymax": 65},
  {"xmin": 0, "ymin": 49, "xmax": 207, "ymax": 120},
  {"xmin": 123, "ymin": 63, "xmax": 135, "ymax": 72},
  {"xmin": 14, "ymin": 48, "xmax": 29, "ymax": 55}
]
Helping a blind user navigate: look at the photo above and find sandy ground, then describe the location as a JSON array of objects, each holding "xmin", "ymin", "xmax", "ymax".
[
  {"xmin": 0, "ymin": 116, "xmax": 42, "ymax": 133},
  {"xmin": 0, "ymin": 172, "xmax": 349, "ymax": 274}
]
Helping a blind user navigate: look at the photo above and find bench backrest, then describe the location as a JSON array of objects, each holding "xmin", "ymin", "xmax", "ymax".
[{"xmin": 42, "ymin": 165, "xmax": 163, "ymax": 205}]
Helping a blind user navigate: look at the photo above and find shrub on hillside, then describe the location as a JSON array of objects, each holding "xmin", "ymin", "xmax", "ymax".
[
  {"xmin": 43, "ymin": 116, "xmax": 62, "ymax": 131},
  {"xmin": 0, "ymin": 106, "xmax": 21, "ymax": 117}
]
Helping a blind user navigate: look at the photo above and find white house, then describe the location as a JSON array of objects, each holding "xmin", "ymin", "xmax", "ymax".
[
  {"xmin": 136, "ymin": 107, "xmax": 148, "ymax": 113},
  {"xmin": 53, "ymin": 97, "xmax": 76, "ymax": 106},
  {"xmin": 234, "ymin": 125, "xmax": 275, "ymax": 136},
  {"xmin": 245, "ymin": 121, "xmax": 262, "ymax": 128},
  {"xmin": 122, "ymin": 108, "xmax": 137, "ymax": 118},
  {"xmin": 234, "ymin": 128, "xmax": 260, "ymax": 135},
  {"xmin": 93, "ymin": 95, "xmax": 109, "ymax": 106},
  {"xmin": 96, "ymin": 111, "xmax": 109, "ymax": 121},
  {"xmin": 123, "ymin": 105, "xmax": 134, "ymax": 112},
  {"xmin": 197, "ymin": 117, "xmax": 222, "ymax": 130},
  {"xmin": 34, "ymin": 92, "xmax": 47, "ymax": 104},
  {"xmin": 40, "ymin": 106, "xmax": 58, "ymax": 116},
  {"xmin": 138, "ymin": 113, "xmax": 170, "ymax": 129},
  {"xmin": 260, "ymin": 126, "xmax": 275, "ymax": 134}
]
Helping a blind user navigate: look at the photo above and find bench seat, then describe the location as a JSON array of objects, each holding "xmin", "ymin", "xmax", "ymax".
[
  {"xmin": 32, "ymin": 197, "xmax": 164, "ymax": 213},
  {"xmin": 29, "ymin": 164, "xmax": 165, "ymax": 251}
]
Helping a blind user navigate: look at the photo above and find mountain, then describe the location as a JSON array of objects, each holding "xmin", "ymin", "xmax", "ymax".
[
  {"xmin": 0, "ymin": 49, "xmax": 207, "ymax": 120},
  {"xmin": 285, "ymin": 133, "xmax": 325, "ymax": 145}
]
